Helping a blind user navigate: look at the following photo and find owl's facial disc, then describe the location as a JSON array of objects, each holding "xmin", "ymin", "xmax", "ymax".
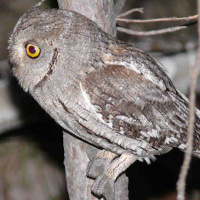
[
  {"xmin": 8, "ymin": 7, "xmax": 81, "ymax": 93},
  {"xmin": 8, "ymin": 33, "xmax": 56, "ymax": 93}
]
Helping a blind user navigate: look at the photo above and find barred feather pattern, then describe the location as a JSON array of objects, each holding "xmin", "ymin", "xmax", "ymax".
[
  {"xmin": 8, "ymin": 7, "xmax": 200, "ymax": 164},
  {"xmin": 79, "ymin": 43, "xmax": 200, "ymax": 160}
]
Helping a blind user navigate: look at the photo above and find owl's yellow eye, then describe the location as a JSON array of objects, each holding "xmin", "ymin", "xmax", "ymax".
[{"xmin": 26, "ymin": 44, "xmax": 40, "ymax": 58}]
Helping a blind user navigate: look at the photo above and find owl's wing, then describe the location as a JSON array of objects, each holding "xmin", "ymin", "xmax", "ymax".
[
  {"xmin": 81, "ymin": 50, "xmax": 191, "ymax": 153},
  {"xmin": 101, "ymin": 45, "xmax": 177, "ymax": 93}
]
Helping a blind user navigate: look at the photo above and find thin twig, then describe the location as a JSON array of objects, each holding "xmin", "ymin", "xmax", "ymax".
[
  {"xmin": 116, "ymin": 14, "xmax": 198, "ymax": 23},
  {"xmin": 117, "ymin": 26, "xmax": 186, "ymax": 36},
  {"xmin": 117, "ymin": 7, "xmax": 144, "ymax": 18},
  {"xmin": 114, "ymin": 0, "xmax": 127, "ymax": 16},
  {"xmin": 176, "ymin": 2, "xmax": 200, "ymax": 200}
]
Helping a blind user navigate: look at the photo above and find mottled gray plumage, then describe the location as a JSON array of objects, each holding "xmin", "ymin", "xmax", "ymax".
[{"xmin": 8, "ymin": 3, "xmax": 200, "ymax": 199}]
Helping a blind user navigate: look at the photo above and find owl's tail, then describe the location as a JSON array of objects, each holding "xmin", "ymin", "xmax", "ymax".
[{"xmin": 175, "ymin": 91, "xmax": 200, "ymax": 159}]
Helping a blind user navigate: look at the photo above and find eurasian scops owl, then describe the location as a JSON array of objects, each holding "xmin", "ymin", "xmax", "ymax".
[{"xmin": 8, "ymin": 1, "xmax": 200, "ymax": 199}]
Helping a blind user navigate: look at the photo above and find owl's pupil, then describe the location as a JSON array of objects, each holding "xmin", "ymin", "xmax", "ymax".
[{"xmin": 29, "ymin": 46, "xmax": 36, "ymax": 54}]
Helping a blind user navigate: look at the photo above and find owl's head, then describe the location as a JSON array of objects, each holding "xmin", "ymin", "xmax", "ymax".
[{"xmin": 8, "ymin": 5, "xmax": 99, "ymax": 93}]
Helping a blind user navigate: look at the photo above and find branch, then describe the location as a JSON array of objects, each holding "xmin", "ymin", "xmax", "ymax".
[
  {"xmin": 57, "ymin": 1, "xmax": 129, "ymax": 200},
  {"xmin": 116, "ymin": 14, "xmax": 198, "ymax": 23},
  {"xmin": 117, "ymin": 7, "xmax": 143, "ymax": 18},
  {"xmin": 57, "ymin": 0, "xmax": 116, "ymax": 36},
  {"xmin": 117, "ymin": 26, "xmax": 186, "ymax": 36},
  {"xmin": 177, "ymin": 2, "xmax": 200, "ymax": 200},
  {"xmin": 114, "ymin": 0, "xmax": 127, "ymax": 16}
]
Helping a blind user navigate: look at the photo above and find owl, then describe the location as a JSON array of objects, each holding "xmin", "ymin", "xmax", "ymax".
[{"xmin": 8, "ymin": 2, "xmax": 200, "ymax": 199}]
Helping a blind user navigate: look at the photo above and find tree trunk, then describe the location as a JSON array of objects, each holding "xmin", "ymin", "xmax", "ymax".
[{"xmin": 57, "ymin": 0, "xmax": 129, "ymax": 200}]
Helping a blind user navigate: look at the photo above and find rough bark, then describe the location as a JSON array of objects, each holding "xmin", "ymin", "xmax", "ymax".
[
  {"xmin": 58, "ymin": 0, "xmax": 129, "ymax": 200},
  {"xmin": 57, "ymin": 0, "xmax": 116, "ymax": 36}
]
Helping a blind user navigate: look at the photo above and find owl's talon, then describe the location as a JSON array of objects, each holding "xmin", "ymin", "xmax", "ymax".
[
  {"xmin": 87, "ymin": 157, "xmax": 111, "ymax": 179},
  {"xmin": 87, "ymin": 150, "xmax": 118, "ymax": 179},
  {"xmin": 90, "ymin": 153, "xmax": 136, "ymax": 199},
  {"xmin": 92, "ymin": 174, "xmax": 115, "ymax": 200}
]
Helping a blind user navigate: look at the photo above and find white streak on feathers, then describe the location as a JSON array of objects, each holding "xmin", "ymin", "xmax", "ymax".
[
  {"xmin": 178, "ymin": 144, "xmax": 186, "ymax": 150},
  {"xmin": 80, "ymin": 82, "xmax": 113, "ymax": 128},
  {"xmin": 81, "ymin": 83, "xmax": 107, "ymax": 124},
  {"xmin": 103, "ymin": 58, "xmax": 166, "ymax": 91},
  {"xmin": 165, "ymin": 137, "xmax": 173, "ymax": 144},
  {"xmin": 116, "ymin": 115, "xmax": 136, "ymax": 124}
]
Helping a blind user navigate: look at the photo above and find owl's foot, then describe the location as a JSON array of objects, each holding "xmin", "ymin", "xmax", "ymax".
[
  {"xmin": 92, "ymin": 174, "xmax": 115, "ymax": 200},
  {"xmin": 91, "ymin": 153, "xmax": 137, "ymax": 199},
  {"xmin": 87, "ymin": 150, "xmax": 118, "ymax": 179}
]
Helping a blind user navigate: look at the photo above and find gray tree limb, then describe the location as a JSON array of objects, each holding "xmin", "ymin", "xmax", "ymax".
[
  {"xmin": 57, "ymin": 0, "xmax": 116, "ymax": 36},
  {"xmin": 57, "ymin": 0, "xmax": 129, "ymax": 199},
  {"xmin": 114, "ymin": 0, "xmax": 126, "ymax": 16}
]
